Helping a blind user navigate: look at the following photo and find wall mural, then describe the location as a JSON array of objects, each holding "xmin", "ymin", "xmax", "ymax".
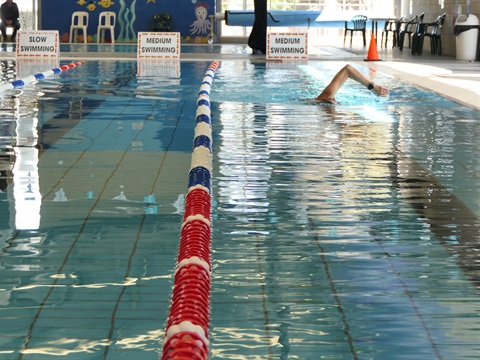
[
  {"xmin": 117, "ymin": 0, "xmax": 137, "ymax": 42},
  {"xmin": 189, "ymin": 2, "xmax": 211, "ymax": 40},
  {"xmin": 76, "ymin": 0, "xmax": 116, "ymax": 11},
  {"xmin": 51, "ymin": 0, "xmax": 215, "ymax": 43}
]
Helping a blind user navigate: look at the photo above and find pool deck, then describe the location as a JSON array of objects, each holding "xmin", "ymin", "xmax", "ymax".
[{"xmin": 1, "ymin": 43, "xmax": 479, "ymax": 109}]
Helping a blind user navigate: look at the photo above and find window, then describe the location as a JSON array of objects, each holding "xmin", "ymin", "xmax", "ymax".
[
  {"xmin": 219, "ymin": 0, "xmax": 395, "ymax": 38},
  {"xmin": 17, "ymin": 0, "xmax": 37, "ymax": 30}
]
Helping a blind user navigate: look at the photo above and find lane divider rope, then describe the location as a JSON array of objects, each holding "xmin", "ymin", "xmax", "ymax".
[
  {"xmin": 0, "ymin": 61, "xmax": 85, "ymax": 93},
  {"xmin": 162, "ymin": 60, "xmax": 220, "ymax": 360}
]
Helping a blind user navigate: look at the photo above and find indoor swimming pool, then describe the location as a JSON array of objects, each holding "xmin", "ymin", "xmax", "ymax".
[{"xmin": 0, "ymin": 58, "xmax": 479, "ymax": 359}]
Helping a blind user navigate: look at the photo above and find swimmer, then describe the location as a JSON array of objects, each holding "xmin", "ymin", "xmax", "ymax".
[{"xmin": 316, "ymin": 64, "xmax": 389, "ymax": 105}]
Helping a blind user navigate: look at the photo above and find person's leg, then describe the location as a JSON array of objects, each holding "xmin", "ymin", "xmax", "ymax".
[
  {"xmin": 248, "ymin": 0, "xmax": 267, "ymax": 54},
  {"xmin": 11, "ymin": 20, "xmax": 20, "ymax": 41},
  {"xmin": 0, "ymin": 23, "xmax": 7, "ymax": 41}
]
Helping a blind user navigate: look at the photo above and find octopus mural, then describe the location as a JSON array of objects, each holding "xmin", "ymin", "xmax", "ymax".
[{"xmin": 190, "ymin": 2, "xmax": 211, "ymax": 36}]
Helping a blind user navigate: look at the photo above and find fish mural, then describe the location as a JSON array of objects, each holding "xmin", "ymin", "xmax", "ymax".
[
  {"xmin": 98, "ymin": 0, "xmax": 115, "ymax": 8},
  {"xmin": 87, "ymin": 1, "xmax": 96, "ymax": 11}
]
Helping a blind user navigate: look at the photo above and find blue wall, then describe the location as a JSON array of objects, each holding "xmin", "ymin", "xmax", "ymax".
[{"xmin": 41, "ymin": 0, "xmax": 216, "ymax": 43}]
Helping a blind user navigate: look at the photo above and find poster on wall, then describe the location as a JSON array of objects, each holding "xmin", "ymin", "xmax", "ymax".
[{"xmin": 16, "ymin": 31, "xmax": 59, "ymax": 58}]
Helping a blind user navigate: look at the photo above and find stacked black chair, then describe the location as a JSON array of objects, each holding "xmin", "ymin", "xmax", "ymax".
[
  {"xmin": 344, "ymin": 15, "xmax": 368, "ymax": 47},
  {"xmin": 381, "ymin": 16, "xmax": 405, "ymax": 47},
  {"xmin": 398, "ymin": 12, "xmax": 425, "ymax": 51},
  {"xmin": 411, "ymin": 13, "xmax": 447, "ymax": 55}
]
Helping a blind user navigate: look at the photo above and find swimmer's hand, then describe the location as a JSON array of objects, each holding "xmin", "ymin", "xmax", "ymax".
[
  {"xmin": 315, "ymin": 97, "xmax": 339, "ymax": 105},
  {"xmin": 373, "ymin": 85, "xmax": 389, "ymax": 97}
]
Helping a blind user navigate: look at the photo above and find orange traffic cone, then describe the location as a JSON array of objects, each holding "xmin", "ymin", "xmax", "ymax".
[{"xmin": 364, "ymin": 34, "xmax": 381, "ymax": 61}]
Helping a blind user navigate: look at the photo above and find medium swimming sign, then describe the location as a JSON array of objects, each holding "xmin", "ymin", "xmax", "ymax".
[
  {"xmin": 137, "ymin": 32, "xmax": 181, "ymax": 59},
  {"xmin": 16, "ymin": 31, "xmax": 59, "ymax": 58},
  {"xmin": 267, "ymin": 33, "xmax": 308, "ymax": 60}
]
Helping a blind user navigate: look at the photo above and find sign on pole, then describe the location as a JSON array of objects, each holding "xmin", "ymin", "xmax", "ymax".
[
  {"xmin": 16, "ymin": 31, "xmax": 59, "ymax": 58},
  {"xmin": 267, "ymin": 33, "xmax": 308, "ymax": 60},
  {"xmin": 137, "ymin": 32, "xmax": 181, "ymax": 59}
]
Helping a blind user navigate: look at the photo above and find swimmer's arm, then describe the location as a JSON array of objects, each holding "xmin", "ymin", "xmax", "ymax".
[
  {"xmin": 315, "ymin": 66, "xmax": 350, "ymax": 102},
  {"xmin": 315, "ymin": 64, "xmax": 389, "ymax": 102},
  {"xmin": 344, "ymin": 64, "xmax": 389, "ymax": 97}
]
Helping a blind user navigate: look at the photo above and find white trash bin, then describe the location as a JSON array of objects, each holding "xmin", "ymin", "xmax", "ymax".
[{"xmin": 455, "ymin": 14, "xmax": 479, "ymax": 61}]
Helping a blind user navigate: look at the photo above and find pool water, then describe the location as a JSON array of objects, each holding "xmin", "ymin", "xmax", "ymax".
[
  {"xmin": 210, "ymin": 61, "xmax": 479, "ymax": 359},
  {"xmin": 0, "ymin": 59, "xmax": 479, "ymax": 360}
]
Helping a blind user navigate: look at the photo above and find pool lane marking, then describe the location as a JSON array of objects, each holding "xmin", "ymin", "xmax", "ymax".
[
  {"xmin": 308, "ymin": 218, "xmax": 358, "ymax": 359},
  {"xmin": 16, "ymin": 96, "xmax": 166, "ymax": 359},
  {"xmin": 101, "ymin": 100, "xmax": 189, "ymax": 360},
  {"xmin": 16, "ymin": 96, "xmax": 141, "ymax": 358},
  {"xmin": 0, "ymin": 61, "xmax": 84, "ymax": 93}
]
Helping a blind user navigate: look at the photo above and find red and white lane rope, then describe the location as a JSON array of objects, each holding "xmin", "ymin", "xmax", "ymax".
[
  {"xmin": 162, "ymin": 61, "xmax": 220, "ymax": 360},
  {"xmin": 0, "ymin": 61, "xmax": 85, "ymax": 93}
]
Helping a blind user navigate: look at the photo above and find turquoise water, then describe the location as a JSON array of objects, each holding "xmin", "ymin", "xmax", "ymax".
[
  {"xmin": 209, "ymin": 61, "xmax": 479, "ymax": 359},
  {"xmin": 0, "ymin": 59, "xmax": 479, "ymax": 359}
]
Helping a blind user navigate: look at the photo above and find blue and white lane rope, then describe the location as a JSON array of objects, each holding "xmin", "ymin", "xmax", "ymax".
[{"xmin": 0, "ymin": 61, "xmax": 84, "ymax": 93}]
